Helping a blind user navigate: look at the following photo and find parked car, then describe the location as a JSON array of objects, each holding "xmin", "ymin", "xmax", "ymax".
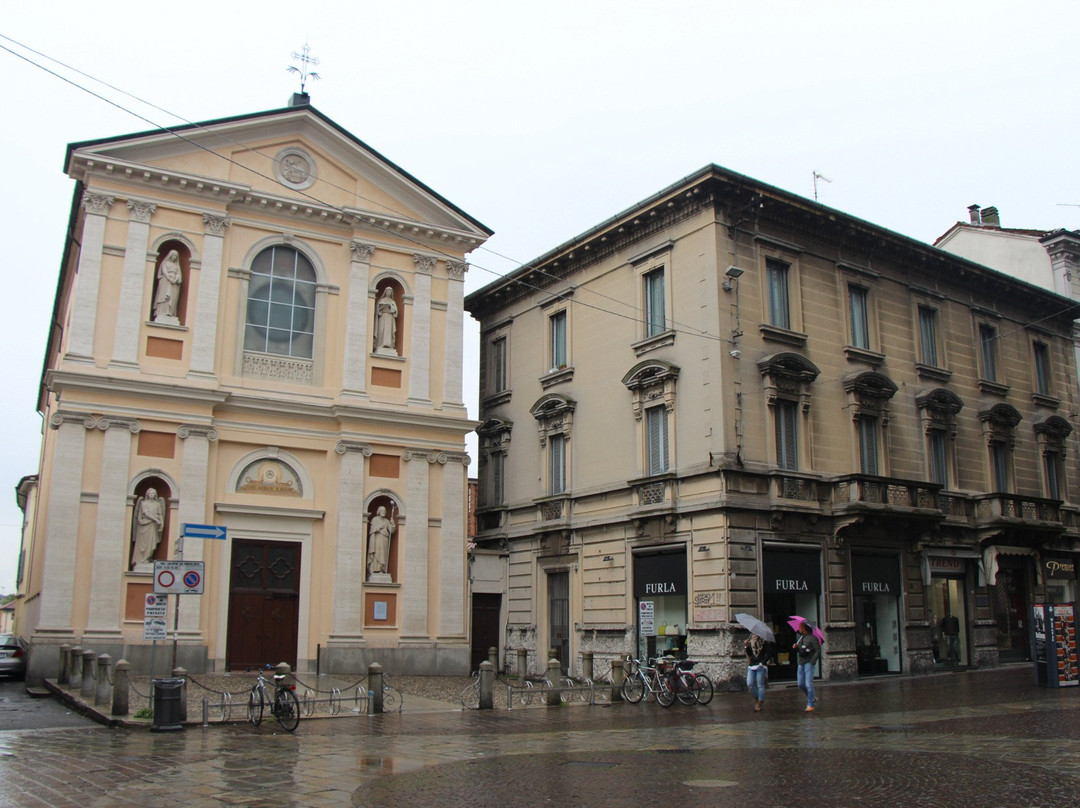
[{"xmin": 0, "ymin": 635, "xmax": 27, "ymax": 679}]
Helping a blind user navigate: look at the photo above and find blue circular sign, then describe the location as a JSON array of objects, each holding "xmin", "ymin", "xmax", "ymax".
[{"xmin": 183, "ymin": 571, "xmax": 201, "ymax": 588}]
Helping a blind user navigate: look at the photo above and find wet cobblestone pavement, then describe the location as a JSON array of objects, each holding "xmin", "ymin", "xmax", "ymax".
[{"xmin": 3, "ymin": 665, "xmax": 1080, "ymax": 807}]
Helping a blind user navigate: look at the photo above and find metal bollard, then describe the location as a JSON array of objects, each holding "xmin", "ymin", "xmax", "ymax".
[
  {"xmin": 517, "ymin": 647, "xmax": 528, "ymax": 679},
  {"xmin": 81, "ymin": 650, "xmax": 96, "ymax": 699},
  {"xmin": 95, "ymin": 654, "xmax": 111, "ymax": 706},
  {"xmin": 69, "ymin": 646, "xmax": 83, "ymax": 691},
  {"xmin": 488, "ymin": 646, "xmax": 498, "ymax": 670},
  {"xmin": 479, "ymin": 661, "xmax": 494, "ymax": 710},
  {"xmin": 112, "ymin": 659, "xmax": 130, "ymax": 716},
  {"xmin": 546, "ymin": 658, "xmax": 562, "ymax": 706},
  {"xmin": 368, "ymin": 663, "xmax": 384, "ymax": 714},
  {"xmin": 202, "ymin": 697, "xmax": 209, "ymax": 728}
]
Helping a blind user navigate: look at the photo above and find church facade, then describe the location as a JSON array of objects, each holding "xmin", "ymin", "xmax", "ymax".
[{"xmin": 18, "ymin": 97, "xmax": 489, "ymax": 683}]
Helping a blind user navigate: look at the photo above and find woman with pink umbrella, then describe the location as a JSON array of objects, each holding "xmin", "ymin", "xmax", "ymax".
[{"xmin": 792, "ymin": 620, "xmax": 821, "ymax": 713}]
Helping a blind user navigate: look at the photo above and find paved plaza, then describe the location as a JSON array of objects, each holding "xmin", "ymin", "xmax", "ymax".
[{"xmin": 2, "ymin": 665, "xmax": 1079, "ymax": 807}]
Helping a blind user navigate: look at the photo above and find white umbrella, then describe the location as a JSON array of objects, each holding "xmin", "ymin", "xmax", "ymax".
[{"xmin": 734, "ymin": 613, "xmax": 776, "ymax": 643}]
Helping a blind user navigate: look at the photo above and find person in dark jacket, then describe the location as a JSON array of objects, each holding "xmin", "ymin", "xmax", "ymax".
[
  {"xmin": 745, "ymin": 635, "xmax": 770, "ymax": 711},
  {"xmin": 793, "ymin": 622, "xmax": 821, "ymax": 713}
]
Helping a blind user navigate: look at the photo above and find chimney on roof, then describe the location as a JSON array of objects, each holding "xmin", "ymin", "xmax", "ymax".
[
  {"xmin": 981, "ymin": 206, "xmax": 1000, "ymax": 227},
  {"xmin": 288, "ymin": 91, "xmax": 310, "ymax": 107},
  {"xmin": 968, "ymin": 204, "xmax": 982, "ymax": 225}
]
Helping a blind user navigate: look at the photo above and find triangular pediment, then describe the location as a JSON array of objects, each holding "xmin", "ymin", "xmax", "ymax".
[{"xmin": 66, "ymin": 105, "xmax": 490, "ymax": 245}]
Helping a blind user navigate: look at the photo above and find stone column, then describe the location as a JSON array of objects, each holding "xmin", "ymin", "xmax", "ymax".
[
  {"xmin": 110, "ymin": 200, "xmax": 156, "ymax": 369},
  {"xmin": 37, "ymin": 413, "xmax": 95, "ymax": 633},
  {"xmin": 407, "ymin": 254, "xmax": 434, "ymax": 407},
  {"xmin": 439, "ymin": 453, "xmax": 468, "ymax": 637},
  {"xmin": 401, "ymin": 449, "xmax": 431, "ymax": 637},
  {"xmin": 188, "ymin": 214, "xmax": 229, "ymax": 378},
  {"xmin": 176, "ymin": 425, "xmax": 217, "ymax": 638},
  {"xmin": 443, "ymin": 260, "xmax": 467, "ymax": 408},
  {"xmin": 67, "ymin": 192, "xmax": 114, "ymax": 362},
  {"xmin": 342, "ymin": 242, "xmax": 374, "ymax": 397},
  {"xmin": 329, "ymin": 440, "xmax": 371, "ymax": 642},
  {"xmin": 85, "ymin": 416, "xmax": 140, "ymax": 641}
]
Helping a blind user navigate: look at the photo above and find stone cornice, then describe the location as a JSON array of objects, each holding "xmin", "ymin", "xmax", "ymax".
[{"xmin": 46, "ymin": 369, "xmax": 231, "ymax": 406}]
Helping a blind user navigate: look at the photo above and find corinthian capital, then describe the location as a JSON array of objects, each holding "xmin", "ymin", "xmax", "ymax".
[
  {"xmin": 127, "ymin": 200, "xmax": 157, "ymax": 223},
  {"xmin": 81, "ymin": 192, "xmax": 114, "ymax": 216},
  {"xmin": 446, "ymin": 260, "xmax": 468, "ymax": 281},
  {"xmin": 350, "ymin": 241, "xmax": 376, "ymax": 262},
  {"xmin": 203, "ymin": 214, "xmax": 230, "ymax": 236},
  {"xmin": 413, "ymin": 254, "xmax": 437, "ymax": 275}
]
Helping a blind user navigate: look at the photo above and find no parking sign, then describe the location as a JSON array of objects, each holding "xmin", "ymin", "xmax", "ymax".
[{"xmin": 153, "ymin": 560, "xmax": 205, "ymax": 594}]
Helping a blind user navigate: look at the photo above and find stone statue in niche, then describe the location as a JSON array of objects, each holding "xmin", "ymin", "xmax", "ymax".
[
  {"xmin": 366, "ymin": 505, "xmax": 395, "ymax": 582},
  {"xmin": 132, "ymin": 488, "xmax": 165, "ymax": 566},
  {"xmin": 153, "ymin": 249, "xmax": 183, "ymax": 325},
  {"xmin": 373, "ymin": 287, "xmax": 398, "ymax": 355}
]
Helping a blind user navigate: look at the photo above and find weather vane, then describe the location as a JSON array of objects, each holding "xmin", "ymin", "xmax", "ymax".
[{"xmin": 287, "ymin": 43, "xmax": 321, "ymax": 94}]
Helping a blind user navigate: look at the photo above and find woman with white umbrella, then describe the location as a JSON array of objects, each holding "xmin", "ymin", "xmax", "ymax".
[{"xmin": 735, "ymin": 613, "xmax": 775, "ymax": 713}]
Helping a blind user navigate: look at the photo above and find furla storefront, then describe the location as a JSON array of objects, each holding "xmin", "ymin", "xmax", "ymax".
[{"xmin": 633, "ymin": 547, "xmax": 688, "ymax": 660}]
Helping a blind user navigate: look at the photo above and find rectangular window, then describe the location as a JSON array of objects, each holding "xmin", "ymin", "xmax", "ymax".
[
  {"xmin": 979, "ymin": 324, "xmax": 997, "ymax": 382},
  {"xmin": 766, "ymin": 259, "xmax": 790, "ymax": 330},
  {"xmin": 849, "ymin": 286, "xmax": 870, "ymax": 349},
  {"xmin": 775, "ymin": 399, "xmax": 798, "ymax": 471},
  {"xmin": 646, "ymin": 406, "xmax": 669, "ymax": 476},
  {"xmin": 550, "ymin": 311, "xmax": 567, "ymax": 370},
  {"xmin": 550, "ymin": 434, "xmax": 566, "ymax": 495},
  {"xmin": 1045, "ymin": 452, "xmax": 1061, "ymax": 500},
  {"xmin": 928, "ymin": 431, "xmax": 947, "ymax": 486},
  {"xmin": 491, "ymin": 452, "xmax": 505, "ymax": 506},
  {"xmin": 492, "ymin": 337, "xmax": 507, "ymax": 393},
  {"xmin": 918, "ymin": 306, "xmax": 938, "ymax": 366},
  {"xmin": 990, "ymin": 442, "xmax": 1009, "ymax": 492},
  {"xmin": 644, "ymin": 268, "xmax": 666, "ymax": 337},
  {"xmin": 858, "ymin": 415, "xmax": 879, "ymax": 475},
  {"xmin": 1034, "ymin": 342, "xmax": 1051, "ymax": 396}
]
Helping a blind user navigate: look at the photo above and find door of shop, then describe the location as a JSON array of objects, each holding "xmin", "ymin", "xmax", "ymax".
[
  {"xmin": 470, "ymin": 593, "xmax": 502, "ymax": 672},
  {"xmin": 226, "ymin": 539, "xmax": 300, "ymax": 670},
  {"xmin": 992, "ymin": 561, "xmax": 1031, "ymax": 661}
]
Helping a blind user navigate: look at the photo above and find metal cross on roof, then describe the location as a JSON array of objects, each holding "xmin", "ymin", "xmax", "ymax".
[{"xmin": 288, "ymin": 43, "xmax": 322, "ymax": 94}]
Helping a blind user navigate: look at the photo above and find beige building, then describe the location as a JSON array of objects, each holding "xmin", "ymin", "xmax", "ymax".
[
  {"xmin": 17, "ymin": 96, "xmax": 490, "ymax": 684},
  {"xmin": 465, "ymin": 166, "xmax": 1080, "ymax": 688}
]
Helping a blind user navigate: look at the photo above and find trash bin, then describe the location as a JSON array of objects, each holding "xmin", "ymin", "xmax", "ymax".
[{"xmin": 150, "ymin": 678, "xmax": 185, "ymax": 732}]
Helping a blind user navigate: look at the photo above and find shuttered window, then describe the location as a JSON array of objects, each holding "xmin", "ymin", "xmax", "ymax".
[
  {"xmin": 775, "ymin": 399, "xmax": 798, "ymax": 471},
  {"xmin": 858, "ymin": 415, "xmax": 879, "ymax": 475},
  {"xmin": 646, "ymin": 406, "xmax": 669, "ymax": 476},
  {"xmin": 550, "ymin": 434, "xmax": 566, "ymax": 495},
  {"xmin": 767, "ymin": 259, "xmax": 790, "ymax": 329},
  {"xmin": 918, "ymin": 306, "xmax": 938, "ymax": 366},
  {"xmin": 644, "ymin": 268, "xmax": 666, "ymax": 337},
  {"xmin": 849, "ymin": 285, "xmax": 869, "ymax": 349}
]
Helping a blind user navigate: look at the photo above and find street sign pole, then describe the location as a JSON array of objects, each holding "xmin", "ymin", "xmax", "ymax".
[{"xmin": 172, "ymin": 539, "xmax": 182, "ymax": 673}]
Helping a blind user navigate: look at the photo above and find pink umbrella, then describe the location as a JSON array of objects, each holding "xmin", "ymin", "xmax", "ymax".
[{"xmin": 788, "ymin": 615, "xmax": 825, "ymax": 644}]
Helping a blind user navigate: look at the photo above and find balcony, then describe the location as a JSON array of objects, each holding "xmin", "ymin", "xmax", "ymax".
[
  {"xmin": 830, "ymin": 474, "xmax": 942, "ymax": 523},
  {"xmin": 972, "ymin": 493, "xmax": 1063, "ymax": 536}
]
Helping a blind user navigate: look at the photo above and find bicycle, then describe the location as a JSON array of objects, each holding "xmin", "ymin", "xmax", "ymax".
[
  {"xmin": 622, "ymin": 656, "xmax": 677, "ymax": 705},
  {"xmin": 248, "ymin": 669, "xmax": 301, "ymax": 732},
  {"xmin": 657, "ymin": 657, "xmax": 702, "ymax": 706}
]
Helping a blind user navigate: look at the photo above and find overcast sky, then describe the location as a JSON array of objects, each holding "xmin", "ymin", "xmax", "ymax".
[{"xmin": 1, "ymin": 1, "xmax": 1078, "ymax": 596}]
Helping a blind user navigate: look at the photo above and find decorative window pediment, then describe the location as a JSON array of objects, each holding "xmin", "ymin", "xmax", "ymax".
[
  {"xmin": 758, "ymin": 352, "xmax": 820, "ymax": 410},
  {"xmin": 916, "ymin": 388, "xmax": 964, "ymax": 436},
  {"xmin": 531, "ymin": 394, "xmax": 576, "ymax": 447},
  {"xmin": 477, "ymin": 417, "xmax": 513, "ymax": 454},
  {"xmin": 842, "ymin": 371, "xmax": 898, "ymax": 423},
  {"xmin": 622, "ymin": 360, "xmax": 680, "ymax": 421},
  {"xmin": 978, "ymin": 402, "xmax": 1022, "ymax": 448},
  {"xmin": 1034, "ymin": 414, "xmax": 1073, "ymax": 453}
]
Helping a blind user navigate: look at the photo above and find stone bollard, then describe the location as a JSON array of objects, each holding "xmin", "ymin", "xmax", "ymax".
[
  {"xmin": 546, "ymin": 658, "xmax": 562, "ymax": 706},
  {"xmin": 479, "ymin": 661, "xmax": 494, "ymax": 710},
  {"xmin": 173, "ymin": 667, "xmax": 189, "ymax": 723},
  {"xmin": 95, "ymin": 655, "xmax": 111, "ymax": 707},
  {"xmin": 517, "ymin": 647, "xmax": 528, "ymax": 679},
  {"xmin": 58, "ymin": 644, "xmax": 71, "ymax": 685},
  {"xmin": 81, "ymin": 650, "xmax": 96, "ymax": 699},
  {"xmin": 582, "ymin": 651, "xmax": 593, "ymax": 681},
  {"xmin": 488, "ymin": 646, "xmax": 498, "ymax": 670},
  {"xmin": 368, "ymin": 663, "xmax": 384, "ymax": 715},
  {"xmin": 112, "ymin": 659, "xmax": 130, "ymax": 716},
  {"xmin": 69, "ymin": 646, "xmax": 83, "ymax": 691},
  {"xmin": 611, "ymin": 658, "xmax": 624, "ymax": 702}
]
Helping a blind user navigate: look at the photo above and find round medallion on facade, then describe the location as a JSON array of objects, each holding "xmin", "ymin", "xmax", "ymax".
[{"xmin": 274, "ymin": 148, "xmax": 317, "ymax": 190}]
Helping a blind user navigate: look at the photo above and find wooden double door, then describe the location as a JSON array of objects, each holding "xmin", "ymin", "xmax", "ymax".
[{"xmin": 227, "ymin": 539, "xmax": 300, "ymax": 671}]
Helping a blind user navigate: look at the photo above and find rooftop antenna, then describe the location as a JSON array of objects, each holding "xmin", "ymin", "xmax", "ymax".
[
  {"xmin": 287, "ymin": 42, "xmax": 321, "ymax": 94},
  {"xmin": 813, "ymin": 170, "xmax": 832, "ymax": 202}
]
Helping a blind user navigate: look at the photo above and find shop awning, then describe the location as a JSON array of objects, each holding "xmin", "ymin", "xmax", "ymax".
[{"xmin": 983, "ymin": 545, "xmax": 1037, "ymax": 587}]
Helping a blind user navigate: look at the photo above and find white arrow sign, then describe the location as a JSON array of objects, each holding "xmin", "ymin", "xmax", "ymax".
[{"xmin": 181, "ymin": 523, "xmax": 227, "ymax": 540}]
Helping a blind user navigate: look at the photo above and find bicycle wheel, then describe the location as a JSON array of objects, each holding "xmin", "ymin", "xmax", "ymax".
[
  {"xmin": 275, "ymin": 688, "xmax": 300, "ymax": 732},
  {"xmin": 622, "ymin": 673, "xmax": 645, "ymax": 703},
  {"xmin": 676, "ymin": 673, "xmax": 700, "ymax": 705},
  {"xmin": 694, "ymin": 673, "xmax": 714, "ymax": 705},
  {"xmin": 248, "ymin": 685, "xmax": 264, "ymax": 726},
  {"xmin": 655, "ymin": 675, "xmax": 676, "ymax": 707}
]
